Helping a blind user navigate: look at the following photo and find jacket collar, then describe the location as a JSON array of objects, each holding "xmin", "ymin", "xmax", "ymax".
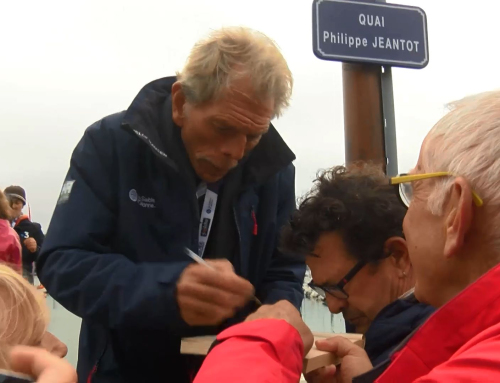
[
  {"xmin": 364, "ymin": 294, "xmax": 433, "ymax": 365},
  {"xmin": 121, "ymin": 77, "xmax": 295, "ymax": 188}
]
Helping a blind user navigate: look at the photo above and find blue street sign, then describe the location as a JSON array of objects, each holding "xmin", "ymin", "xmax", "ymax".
[{"xmin": 312, "ymin": 0, "xmax": 429, "ymax": 69}]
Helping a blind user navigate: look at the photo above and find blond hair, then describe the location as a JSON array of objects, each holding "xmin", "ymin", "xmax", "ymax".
[
  {"xmin": 176, "ymin": 26, "xmax": 293, "ymax": 118},
  {"xmin": 422, "ymin": 90, "xmax": 500, "ymax": 247},
  {"xmin": 0, "ymin": 265, "xmax": 48, "ymax": 369},
  {"xmin": 0, "ymin": 191, "xmax": 12, "ymax": 221}
]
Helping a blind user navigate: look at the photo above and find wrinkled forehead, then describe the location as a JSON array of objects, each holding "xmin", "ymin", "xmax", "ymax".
[{"xmin": 222, "ymin": 85, "xmax": 274, "ymax": 114}]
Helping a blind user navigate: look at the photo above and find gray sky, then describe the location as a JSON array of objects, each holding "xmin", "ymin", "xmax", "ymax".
[{"xmin": 1, "ymin": 0, "xmax": 499, "ymax": 229}]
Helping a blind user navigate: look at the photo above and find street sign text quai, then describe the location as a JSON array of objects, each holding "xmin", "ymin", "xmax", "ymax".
[{"xmin": 312, "ymin": 0, "xmax": 429, "ymax": 68}]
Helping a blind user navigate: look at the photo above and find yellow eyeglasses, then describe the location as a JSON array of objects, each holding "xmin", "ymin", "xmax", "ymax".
[{"xmin": 389, "ymin": 172, "xmax": 484, "ymax": 208}]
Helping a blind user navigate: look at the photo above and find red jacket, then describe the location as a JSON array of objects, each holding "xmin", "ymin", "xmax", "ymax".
[
  {"xmin": 0, "ymin": 219, "xmax": 22, "ymax": 273},
  {"xmin": 194, "ymin": 319, "xmax": 304, "ymax": 383},
  {"xmin": 375, "ymin": 262, "xmax": 500, "ymax": 382},
  {"xmin": 194, "ymin": 262, "xmax": 500, "ymax": 383}
]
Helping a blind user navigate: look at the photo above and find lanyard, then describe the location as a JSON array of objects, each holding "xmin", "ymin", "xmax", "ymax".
[{"xmin": 197, "ymin": 182, "xmax": 221, "ymax": 257}]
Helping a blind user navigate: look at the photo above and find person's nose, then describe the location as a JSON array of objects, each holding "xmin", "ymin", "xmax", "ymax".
[
  {"xmin": 325, "ymin": 295, "xmax": 348, "ymax": 314},
  {"xmin": 221, "ymin": 135, "xmax": 246, "ymax": 161}
]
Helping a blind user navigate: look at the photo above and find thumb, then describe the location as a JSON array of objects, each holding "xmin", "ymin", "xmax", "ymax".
[
  {"xmin": 10, "ymin": 346, "xmax": 77, "ymax": 383},
  {"xmin": 315, "ymin": 336, "xmax": 365, "ymax": 358}
]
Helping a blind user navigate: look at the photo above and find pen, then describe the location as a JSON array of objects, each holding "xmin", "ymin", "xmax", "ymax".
[{"xmin": 184, "ymin": 247, "xmax": 262, "ymax": 306}]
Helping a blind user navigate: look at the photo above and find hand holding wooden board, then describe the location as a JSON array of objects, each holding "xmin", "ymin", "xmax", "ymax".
[{"xmin": 180, "ymin": 331, "xmax": 364, "ymax": 374}]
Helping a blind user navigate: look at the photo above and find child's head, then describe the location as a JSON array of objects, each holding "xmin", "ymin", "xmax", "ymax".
[
  {"xmin": 3, "ymin": 186, "xmax": 26, "ymax": 219},
  {"xmin": 0, "ymin": 264, "xmax": 48, "ymax": 369}
]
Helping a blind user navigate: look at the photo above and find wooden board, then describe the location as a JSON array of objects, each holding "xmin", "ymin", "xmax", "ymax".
[
  {"xmin": 303, "ymin": 334, "xmax": 365, "ymax": 374},
  {"xmin": 181, "ymin": 332, "xmax": 364, "ymax": 374}
]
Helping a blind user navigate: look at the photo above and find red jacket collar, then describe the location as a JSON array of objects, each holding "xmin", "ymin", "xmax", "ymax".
[{"xmin": 379, "ymin": 262, "xmax": 500, "ymax": 381}]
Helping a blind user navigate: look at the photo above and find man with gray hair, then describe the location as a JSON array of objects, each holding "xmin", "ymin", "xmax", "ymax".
[{"xmin": 38, "ymin": 27, "xmax": 305, "ymax": 383}]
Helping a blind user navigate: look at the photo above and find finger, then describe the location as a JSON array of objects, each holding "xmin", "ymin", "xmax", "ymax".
[
  {"xmin": 180, "ymin": 296, "xmax": 236, "ymax": 324},
  {"xmin": 206, "ymin": 259, "xmax": 234, "ymax": 273},
  {"xmin": 301, "ymin": 326, "xmax": 315, "ymax": 354},
  {"xmin": 305, "ymin": 365, "xmax": 337, "ymax": 383},
  {"xmin": 315, "ymin": 336, "xmax": 365, "ymax": 358},
  {"xmin": 178, "ymin": 282, "xmax": 250, "ymax": 309},
  {"xmin": 321, "ymin": 365, "xmax": 337, "ymax": 380},
  {"xmin": 10, "ymin": 346, "xmax": 77, "ymax": 383},
  {"xmin": 193, "ymin": 268, "xmax": 255, "ymax": 297}
]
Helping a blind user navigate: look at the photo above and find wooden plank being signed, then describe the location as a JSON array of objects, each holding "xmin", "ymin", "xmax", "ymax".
[{"xmin": 181, "ymin": 332, "xmax": 364, "ymax": 374}]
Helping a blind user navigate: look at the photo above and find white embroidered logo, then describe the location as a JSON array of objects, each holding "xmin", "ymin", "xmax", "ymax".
[
  {"xmin": 58, "ymin": 180, "xmax": 75, "ymax": 205},
  {"xmin": 129, "ymin": 189, "xmax": 138, "ymax": 202},
  {"xmin": 129, "ymin": 189, "xmax": 156, "ymax": 209}
]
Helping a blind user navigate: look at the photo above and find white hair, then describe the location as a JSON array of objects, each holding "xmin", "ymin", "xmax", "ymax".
[
  {"xmin": 422, "ymin": 90, "xmax": 500, "ymax": 247},
  {"xmin": 176, "ymin": 26, "xmax": 293, "ymax": 118}
]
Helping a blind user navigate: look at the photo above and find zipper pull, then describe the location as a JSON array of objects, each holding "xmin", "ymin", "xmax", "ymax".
[{"xmin": 251, "ymin": 208, "xmax": 258, "ymax": 236}]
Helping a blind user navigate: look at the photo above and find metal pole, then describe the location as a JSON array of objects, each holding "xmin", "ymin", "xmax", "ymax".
[
  {"xmin": 342, "ymin": 62, "xmax": 386, "ymax": 169},
  {"xmin": 377, "ymin": 0, "xmax": 398, "ymax": 176},
  {"xmin": 341, "ymin": 0, "xmax": 399, "ymax": 176},
  {"xmin": 381, "ymin": 66, "xmax": 398, "ymax": 176}
]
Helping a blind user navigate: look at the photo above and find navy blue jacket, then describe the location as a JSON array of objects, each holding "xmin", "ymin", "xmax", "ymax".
[
  {"xmin": 37, "ymin": 77, "xmax": 305, "ymax": 383},
  {"xmin": 364, "ymin": 293, "xmax": 434, "ymax": 366}
]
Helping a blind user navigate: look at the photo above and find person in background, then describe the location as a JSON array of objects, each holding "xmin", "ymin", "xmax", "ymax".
[
  {"xmin": 0, "ymin": 190, "xmax": 22, "ymax": 273},
  {"xmin": 37, "ymin": 26, "xmax": 305, "ymax": 383},
  {"xmin": 279, "ymin": 164, "xmax": 434, "ymax": 382},
  {"xmin": 4, "ymin": 186, "xmax": 44, "ymax": 284}
]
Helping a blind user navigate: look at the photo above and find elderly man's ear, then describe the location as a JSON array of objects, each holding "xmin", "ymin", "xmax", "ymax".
[
  {"xmin": 384, "ymin": 237, "xmax": 411, "ymax": 277},
  {"xmin": 171, "ymin": 81, "xmax": 186, "ymax": 127},
  {"xmin": 443, "ymin": 177, "xmax": 474, "ymax": 259}
]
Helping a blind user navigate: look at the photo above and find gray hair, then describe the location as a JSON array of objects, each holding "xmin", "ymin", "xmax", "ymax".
[
  {"xmin": 422, "ymin": 90, "xmax": 500, "ymax": 248},
  {"xmin": 176, "ymin": 26, "xmax": 293, "ymax": 118}
]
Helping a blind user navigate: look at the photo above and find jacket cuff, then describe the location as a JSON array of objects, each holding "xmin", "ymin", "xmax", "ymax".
[{"xmin": 216, "ymin": 319, "xmax": 305, "ymax": 359}]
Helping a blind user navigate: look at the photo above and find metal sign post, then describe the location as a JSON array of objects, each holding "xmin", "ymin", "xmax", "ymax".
[
  {"xmin": 312, "ymin": 0, "xmax": 428, "ymax": 174},
  {"xmin": 381, "ymin": 65, "xmax": 398, "ymax": 176}
]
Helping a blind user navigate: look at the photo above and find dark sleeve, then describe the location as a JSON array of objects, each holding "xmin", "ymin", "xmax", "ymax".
[
  {"xmin": 257, "ymin": 164, "xmax": 306, "ymax": 309},
  {"xmin": 25, "ymin": 222, "xmax": 44, "ymax": 264},
  {"xmin": 32, "ymin": 222, "xmax": 44, "ymax": 254},
  {"xmin": 37, "ymin": 121, "xmax": 190, "ymax": 332}
]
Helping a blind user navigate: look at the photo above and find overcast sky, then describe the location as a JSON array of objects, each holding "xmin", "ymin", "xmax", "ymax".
[{"xmin": 1, "ymin": 0, "xmax": 499, "ymax": 229}]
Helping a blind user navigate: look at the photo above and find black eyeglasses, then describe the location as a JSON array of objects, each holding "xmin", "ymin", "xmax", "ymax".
[{"xmin": 308, "ymin": 261, "xmax": 365, "ymax": 300}]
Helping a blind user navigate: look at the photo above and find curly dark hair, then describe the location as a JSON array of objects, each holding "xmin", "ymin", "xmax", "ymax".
[{"xmin": 281, "ymin": 164, "xmax": 407, "ymax": 264}]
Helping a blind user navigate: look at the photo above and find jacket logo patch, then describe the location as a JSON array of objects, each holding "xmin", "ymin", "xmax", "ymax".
[
  {"xmin": 129, "ymin": 189, "xmax": 138, "ymax": 202},
  {"xmin": 58, "ymin": 180, "xmax": 75, "ymax": 205},
  {"xmin": 129, "ymin": 189, "xmax": 156, "ymax": 209}
]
